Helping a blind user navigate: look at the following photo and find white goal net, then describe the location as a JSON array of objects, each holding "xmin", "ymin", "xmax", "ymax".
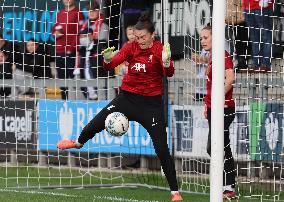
[
  {"xmin": 0, "ymin": 0, "xmax": 175, "ymax": 193},
  {"xmin": 0, "ymin": 0, "xmax": 283, "ymax": 201},
  {"xmin": 179, "ymin": 0, "xmax": 284, "ymax": 200}
]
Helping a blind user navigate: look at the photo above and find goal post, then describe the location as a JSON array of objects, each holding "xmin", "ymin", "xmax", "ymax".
[{"xmin": 211, "ymin": 0, "xmax": 226, "ymax": 201}]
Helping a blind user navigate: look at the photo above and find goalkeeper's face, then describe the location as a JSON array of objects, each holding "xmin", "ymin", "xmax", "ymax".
[
  {"xmin": 200, "ymin": 29, "xmax": 212, "ymax": 52},
  {"xmin": 134, "ymin": 29, "xmax": 154, "ymax": 49}
]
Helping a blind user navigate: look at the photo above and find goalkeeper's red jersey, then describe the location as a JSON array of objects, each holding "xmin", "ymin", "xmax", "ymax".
[
  {"xmin": 103, "ymin": 41, "xmax": 174, "ymax": 96},
  {"xmin": 204, "ymin": 51, "xmax": 235, "ymax": 108}
]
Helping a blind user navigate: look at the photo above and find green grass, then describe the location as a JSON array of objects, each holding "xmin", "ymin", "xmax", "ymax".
[
  {"xmin": 0, "ymin": 187, "xmax": 282, "ymax": 202},
  {"xmin": 0, "ymin": 166, "xmax": 282, "ymax": 202},
  {"xmin": 0, "ymin": 187, "xmax": 198, "ymax": 202}
]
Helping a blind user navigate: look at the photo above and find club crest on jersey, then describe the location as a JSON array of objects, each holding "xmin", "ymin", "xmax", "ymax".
[
  {"xmin": 131, "ymin": 63, "xmax": 146, "ymax": 72},
  {"xmin": 148, "ymin": 55, "xmax": 153, "ymax": 63}
]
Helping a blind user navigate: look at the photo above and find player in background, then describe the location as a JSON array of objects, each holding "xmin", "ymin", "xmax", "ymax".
[
  {"xmin": 57, "ymin": 12, "xmax": 183, "ymax": 202},
  {"xmin": 201, "ymin": 26, "xmax": 237, "ymax": 199}
]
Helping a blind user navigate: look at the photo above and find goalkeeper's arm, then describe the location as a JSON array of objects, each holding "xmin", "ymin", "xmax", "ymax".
[
  {"xmin": 102, "ymin": 43, "xmax": 131, "ymax": 71},
  {"xmin": 161, "ymin": 42, "xmax": 174, "ymax": 77}
]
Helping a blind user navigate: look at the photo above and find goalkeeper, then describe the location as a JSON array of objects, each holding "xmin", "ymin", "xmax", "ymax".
[{"xmin": 57, "ymin": 12, "xmax": 182, "ymax": 202}]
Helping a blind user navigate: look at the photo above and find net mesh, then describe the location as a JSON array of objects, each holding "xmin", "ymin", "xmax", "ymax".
[
  {"xmin": 0, "ymin": 0, "xmax": 128, "ymax": 189},
  {"xmin": 181, "ymin": 0, "xmax": 284, "ymax": 200},
  {"xmin": 0, "ymin": 0, "xmax": 172, "ymax": 193},
  {"xmin": 0, "ymin": 0, "xmax": 283, "ymax": 201}
]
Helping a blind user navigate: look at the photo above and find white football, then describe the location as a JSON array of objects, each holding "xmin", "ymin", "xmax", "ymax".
[{"xmin": 105, "ymin": 112, "xmax": 129, "ymax": 136}]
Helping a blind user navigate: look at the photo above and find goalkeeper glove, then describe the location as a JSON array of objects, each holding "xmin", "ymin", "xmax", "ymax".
[
  {"xmin": 259, "ymin": 0, "xmax": 269, "ymax": 8},
  {"xmin": 162, "ymin": 42, "xmax": 171, "ymax": 68},
  {"xmin": 101, "ymin": 47, "xmax": 116, "ymax": 63}
]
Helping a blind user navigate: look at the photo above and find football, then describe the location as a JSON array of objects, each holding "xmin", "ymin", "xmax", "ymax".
[{"xmin": 105, "ymin": 112, "xmax": 129, "ymax": 136}]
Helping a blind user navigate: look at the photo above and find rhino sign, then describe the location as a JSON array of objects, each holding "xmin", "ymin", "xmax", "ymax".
[
  {"xmin": 59, "ymin": 102, "xmax": 73, "ymax": 140},
  {"xmin": 265, "ymin": 113, "xmax": 279, "ymax": 150}
]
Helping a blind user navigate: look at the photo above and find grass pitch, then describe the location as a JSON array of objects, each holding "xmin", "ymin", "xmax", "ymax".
[{"xmin": 0, "ymin": 166, "xmax": 282, "ymax": 202}]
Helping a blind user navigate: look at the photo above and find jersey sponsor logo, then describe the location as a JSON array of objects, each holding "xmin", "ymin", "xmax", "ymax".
[{"xmin": 131, "ymin": 63, "xmax": 146, "ymax": 72}]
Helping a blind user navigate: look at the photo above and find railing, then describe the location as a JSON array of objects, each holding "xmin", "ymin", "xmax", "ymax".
[
  {"xmin": 1, "ymin": 73, "xmax": 283, "ymax": 103},
  {"xmin": 1, "ymin": 77, "xmax": 121, "ymax": 100}
]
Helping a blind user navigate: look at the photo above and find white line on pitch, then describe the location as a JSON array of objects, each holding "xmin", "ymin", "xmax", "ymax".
[
  {"xmin": 93, "ymin": 195, "xmax": 160, "ymax": 202},
  {"xmin": 0, "ymin": 189, "xmax": 79, "ymax": 198}
]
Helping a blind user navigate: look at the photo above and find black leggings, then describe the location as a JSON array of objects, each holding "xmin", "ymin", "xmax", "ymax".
[
  {"xmin": 55, "ymin": 53, "xmax": 75, "ymax": 100},
  {"xmin": 207, "ymin": 108, "xmax": 236, "ymax": 187},
  {"xmin": 78, "ymin": 91, "xmax": 178, "ymax": 191}
]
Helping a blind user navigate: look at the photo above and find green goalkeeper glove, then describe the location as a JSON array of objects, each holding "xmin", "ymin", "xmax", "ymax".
[
  {"xmin": 101, "ymin": 47, "xmax": 116, "ymax": 63},
  {"xmin": 162, "ymin": 42, "xmax": 171, "ymax": 68}
]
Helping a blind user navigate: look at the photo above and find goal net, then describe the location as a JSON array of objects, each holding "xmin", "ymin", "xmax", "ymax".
[
  {"xmin": 0, "ymin": 0, "xmax": 283, "ymax": 201},
  {"xmin": 0, "ymin": 0, "xmax": 173, "ymax": 193},
  {"xmin": 181, "ymin": 0, "xmax": 284, "ymax": 200}
]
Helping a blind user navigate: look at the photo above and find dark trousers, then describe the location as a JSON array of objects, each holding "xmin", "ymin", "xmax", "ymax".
[
  {"xmin": 207, "ymin": 108, "xmax": 236, "ymax": 187},
  {"xmin": 55, "ymin": 53, "xmax": 75, "ymax": 100},
  {"xmin": 226, "ymin": 23, "xmax": 250, "ymax": 69},
  {"xmin": 245, "ymin": 9, "xmax": 273, "ymax": 67},
  {"xmin": 78, "ymin": 91, "xmax": 179, "ymax": 191},
  {"xmin": 79, "ymin": 66, "xmax": 97, "ymax": 99},
  {"xmin": 235, "ymin": 23, "xmax": 250, "ymax": 69},
  {"xmin": 0, "ymin": 87, "xmax": 11, "ymax": 98}
]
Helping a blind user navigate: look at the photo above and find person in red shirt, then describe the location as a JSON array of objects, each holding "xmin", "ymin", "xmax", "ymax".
[
  {"xmin": 201, "ymin": 26, "xmax": 237, "ymax": 199},
  {"xmin": 57, "ymin": 12, "xmax": 183, "ymax": 202},
  {"xmin": 242, "ymin": 0, "xmax": 273, "ymax": 72},
  {"xmin": 52, "ymin": 0, "xmax": 84, "ymax": 99}
]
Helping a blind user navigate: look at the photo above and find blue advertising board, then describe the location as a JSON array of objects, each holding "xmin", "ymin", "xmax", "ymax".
[
  {"xmin": 0, "ymin": 1, "xmax": 89, "ymax": 43},
  {"xmin": 38, "ymin": 100, "xmax": 172, "ymax": 155}
]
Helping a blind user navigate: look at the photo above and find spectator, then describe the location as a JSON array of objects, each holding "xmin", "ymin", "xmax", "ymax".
[
  {"xmin": 242, "ymin": 0, "xmax": 273, "ymax": 72},
  {"xmin": 75, "ymin": 1, "xmax": 111, "ymax": 100},
  {"xmin": 13, "ymin": 45, "xmax": 34, "ymax": 97},
  {"xmin": 226, "ymin": 0, "xmax": 250, "ymax": 72},
  {"xmin": 0, "ymin": 34, "xmax": 21, "ymax": 67},
  {"xmin": 78, "ymin": 28, "xmax": 99, "ymax": 100},
  {"xmin": 83, "ymin": 1, "xmax": 109, "ymax": 44},
  {"xmin": 0, "ymin": 35, "xmax": 13, "ymax": 59},
  {"xmin": 78, "ymin": 1, "xmax": 110, "ymax": 78},
  {"xmin": 25, "ymin": 39, "xmax": 52, "ymax": 79},
  {"xmin": 52, "ymin": 0, "xmax": 84, "ymax": 99},
  {"xmin": 0, "ymin": 51, "xmax": 13, "ymax": 98},
  {"xmin": 14, "ymin": 40, "xmax": 52, "ymax": 97},
  {"xmin": 125, "ymin": 25, "xmax": 135, "ymax": 43},
  {"xmin": 115, "ymin": 25, "xmax": 136, "ymax": 76}
]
